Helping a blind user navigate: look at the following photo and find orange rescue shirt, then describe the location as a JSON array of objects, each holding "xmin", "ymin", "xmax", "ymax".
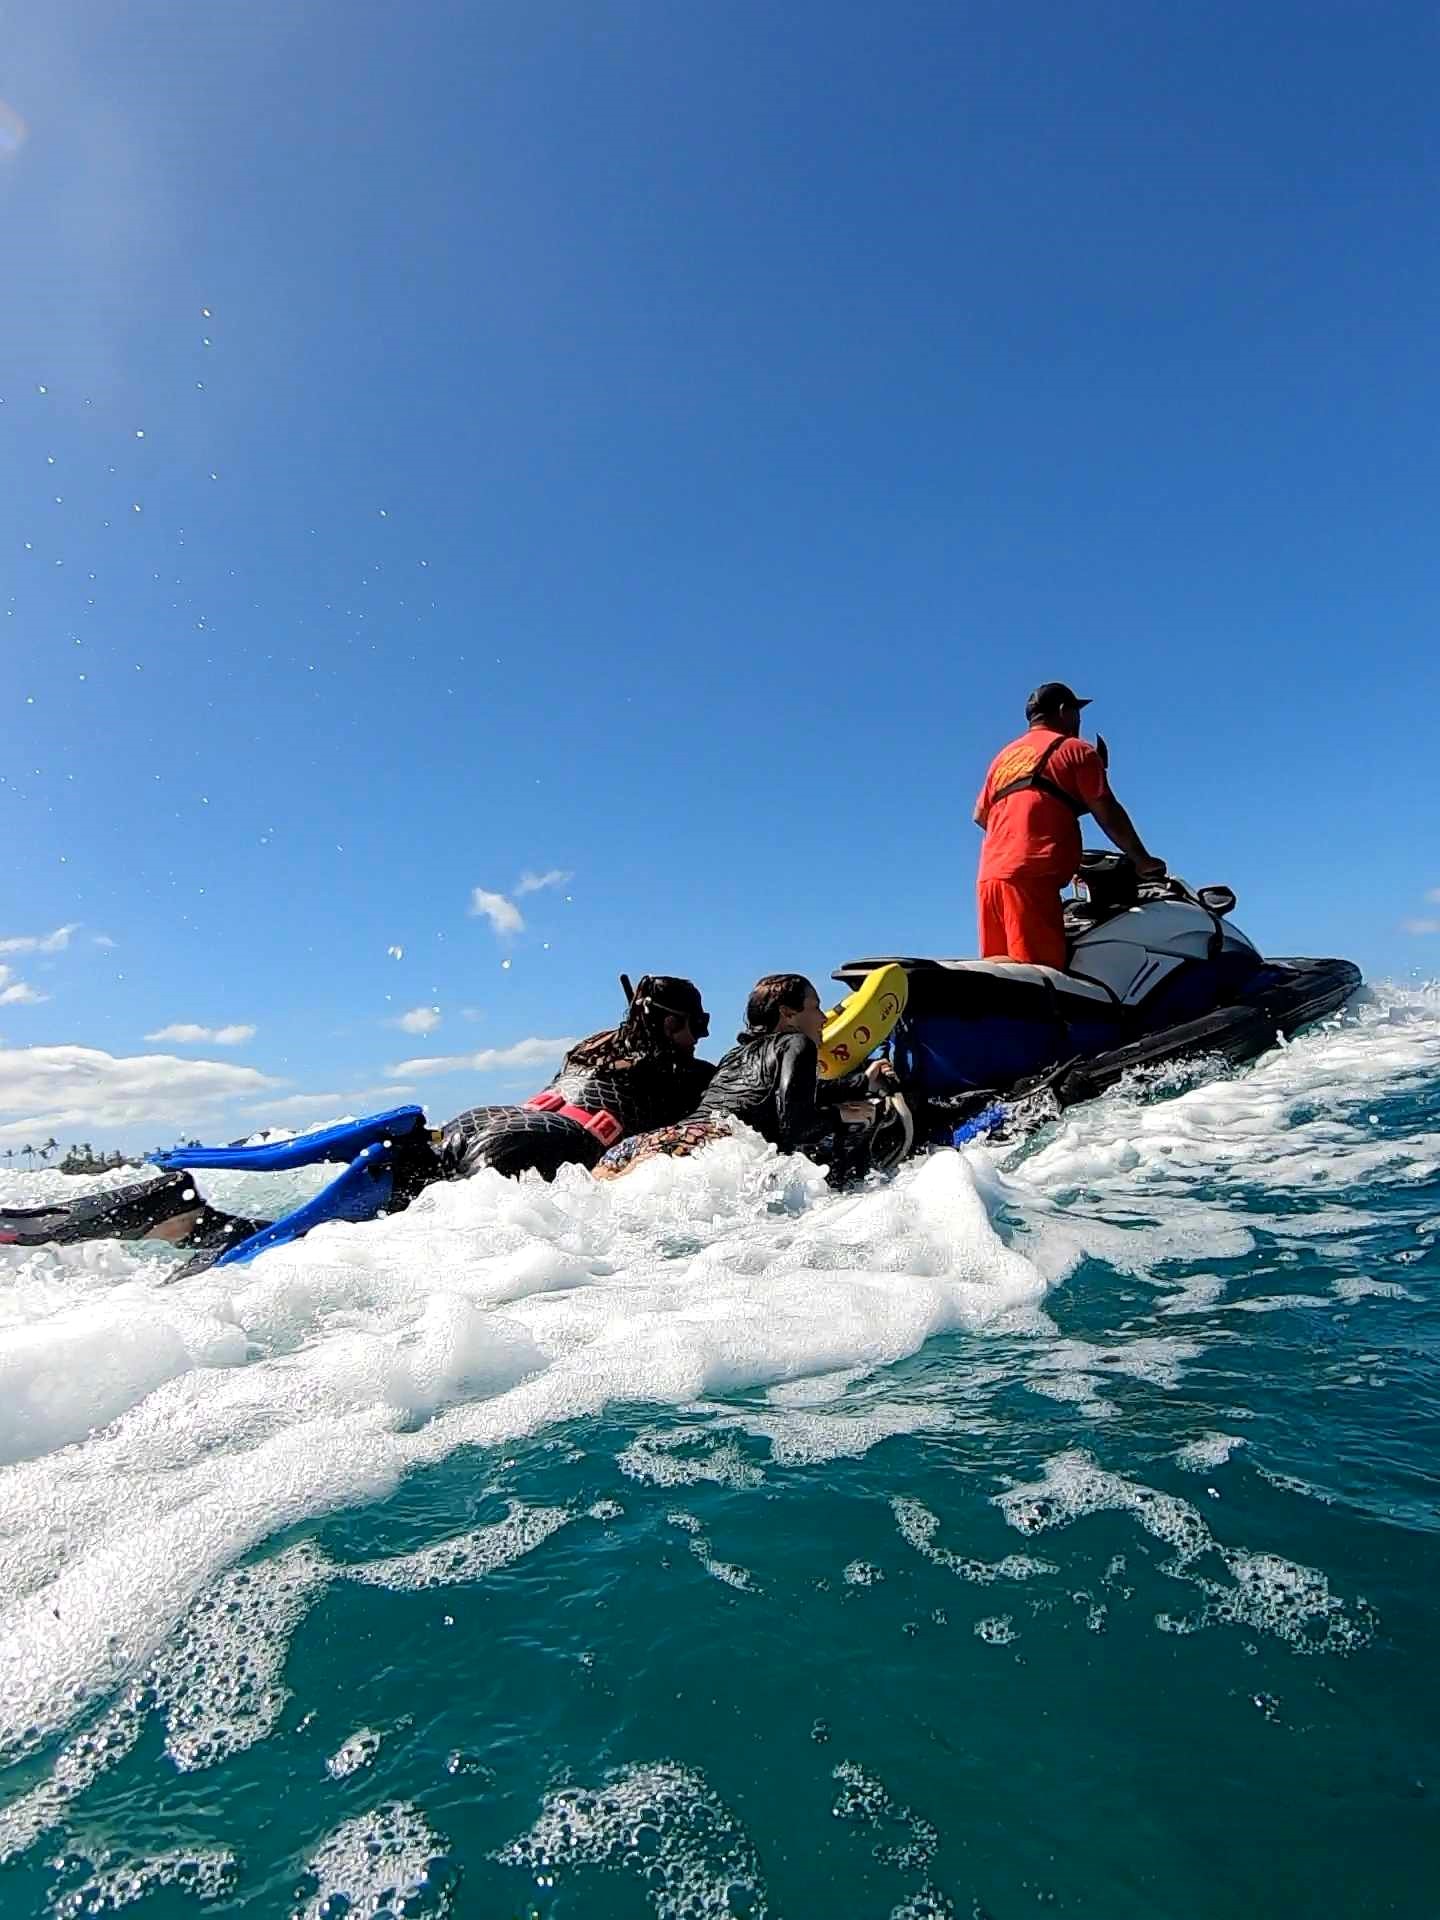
[{"xmin": 974, "ymin": 727, "xmax": 1109, "ymax": 884}]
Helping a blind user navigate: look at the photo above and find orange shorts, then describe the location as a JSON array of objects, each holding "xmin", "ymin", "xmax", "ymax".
[{"xmin": 977, "ymin": 876, "xmax": 1067, "ymax": 970}]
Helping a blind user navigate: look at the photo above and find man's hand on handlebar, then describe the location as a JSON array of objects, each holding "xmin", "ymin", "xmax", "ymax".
[{"xmin": 1135, "ymin": 856, "xmax": 1167, "ymax": 880}]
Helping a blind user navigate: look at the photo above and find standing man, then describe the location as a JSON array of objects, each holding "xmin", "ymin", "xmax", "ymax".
[{"xmin": 973, "ymin": 682, "xmax": 1164, "ymax": 969}]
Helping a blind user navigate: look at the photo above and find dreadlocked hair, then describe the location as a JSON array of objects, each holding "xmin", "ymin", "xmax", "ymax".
[
  {"xmin": 563, "ymin": 975, "xmax": 703, "ymax": 1074},
  {"xmin": 738, "ymin": 973, "xmax": 815, "ymax": 1043}
]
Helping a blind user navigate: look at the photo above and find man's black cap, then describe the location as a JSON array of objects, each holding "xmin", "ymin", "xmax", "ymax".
[{"xmin": 1026, "ymin": 681, "xmax": 1092, "ymax": 721}]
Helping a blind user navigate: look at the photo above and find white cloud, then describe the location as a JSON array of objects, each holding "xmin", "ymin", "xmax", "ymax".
[
  {"xmin": 0, "ymin": 978, "xmax": 48, "ymax": 1007},
  {"xmin": 388, "ymin": 1036, "xmax": 576, "ymax": 1079},
  {"xmin": 0, "ymin": 1043, "xmax": 279, "ymax": 1147},
  {"xmin": 391, "ymin": 1006, "xmax": 442, "ymax": 1035},
  {"xmin": 469, "ymin": 888, "xmax": 525, "ymax": 936},
  {"xmin": 514, "ymin": 869, "xmax": 572, "ymax": 897},
  {"xmin": 469, "ymin": 871, "xmax": 572, "ymax": 937},
  {"xmin": 145, "ymin": 1022, "xmax": 256, "ymax": 1046},
  {"xmin": 1426, "ymin": 888, "xmax": 1440, "ymax": 907},
  {"xmin": 0, "ymin": 924, "xmax": 80, "ymax": 955},
  {"xmin": 92, "ymin": 934, "xmax": 117, "ymax": 949},
  {"xmin": 1401, "ymin": 917, "xmax": 1440, "ymax": 936}
]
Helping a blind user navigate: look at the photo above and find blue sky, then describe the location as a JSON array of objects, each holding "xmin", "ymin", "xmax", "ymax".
[{"xmin": 3, "ymin": 0, "xmax": 1438, "ymax": 1150}]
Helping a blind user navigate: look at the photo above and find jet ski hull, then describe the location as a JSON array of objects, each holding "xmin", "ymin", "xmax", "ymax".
[
  {"xmin": 836, "ymin": 904, "xmax": 1361, "ymax": 1135},
  {"xmin": 1038, "ymin": 957, "xmax": 1361, "ymax": 1108}
]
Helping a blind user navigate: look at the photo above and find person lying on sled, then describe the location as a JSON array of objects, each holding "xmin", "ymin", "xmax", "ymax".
[
  {"xmin": 593, "ymin": 972, "xmax": 909, "ymax": 1184},
  {"xmin": 0, "ymin": 975, "xmax": 715, "ymax": 1263}
]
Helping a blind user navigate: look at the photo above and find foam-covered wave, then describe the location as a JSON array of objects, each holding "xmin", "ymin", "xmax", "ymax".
[
  {"xmin": 968, "ymin": 983, "xmax": 1440, "ymax": 1285},
  {"xmin": 1, "ymin": 982, "xmax": 1434, "ymax": 1786},
  {"xmin": 0, "ymin": 1136, "xmax": 1041, "ymax": 1764}
]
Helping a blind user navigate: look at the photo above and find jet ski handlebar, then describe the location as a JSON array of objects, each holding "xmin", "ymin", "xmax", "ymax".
[
  {"xmin": 1077, "ymin": 852, "xmax": 1235, "ymax": 918},
  {"xmin": 1140, "ymin": 872, "xmax": 1238, "ymax": 918}
]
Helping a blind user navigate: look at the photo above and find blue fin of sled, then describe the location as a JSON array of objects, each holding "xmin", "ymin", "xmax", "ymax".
[
  {"xmin": 211, "ymin": 1141, "xmax": 401, "ymax": 1268},
  {"xmin": 151, "ymin": 1106, "xmax": 426, "ymax": 1174}
]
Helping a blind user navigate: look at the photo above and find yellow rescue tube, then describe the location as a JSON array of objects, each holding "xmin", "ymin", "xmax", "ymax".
[{"xmin": 818, "ymin": 964, "xmax": 908, "ymax": 1080}]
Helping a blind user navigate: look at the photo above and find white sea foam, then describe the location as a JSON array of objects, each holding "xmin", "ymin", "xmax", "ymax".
[
  {"xmin": 327, "ymin": 1726, "xmax": 383, "ymax": 1779},
  {"xmin": 343, "ymin": 1504, "xmax": 571, "ymax": 1592},
  {"xmin": 892, "ymin": 1496, "xmax": 1057, "ymax": 1585},
  {"xmin": 997, "ymin": 1450, "xmax": 1375, "ymax": 1653},
  {"xmin": 49, "ymin": 1845, "xmax": 236, "ymax": 1916},
  {"xmin": 1174, "ymin": 1432, "xmax": 1246, "ymax": 1472},
  {"xmin": 153, "ymin": 1543, "xmax": 331, "ymax": 1771},
  {"xmin": 1331, "ymin": 1274, "xmax": 1418, "ymax": 1302},
  {"xmin": 0, "ymin": 984, "xmax": 1429, "ymax": 1775},
  {"xmin": 497, "ymin": 1760, "xmax": 768, "ymax": 1918},
  {"xmin": 0, "ymin": 1688, "xmax": 146, "ymax": 1865},
  {"xmin": 972, "ymin": 987, "xmax": 1440, "ymax": 1293},
  {"xmin": 298, "ymin": 1801, "xmax": 450, "ymax": 1919},
  {"xmin": 0, "ymin": 1503, "xmax": 571, "ymax": 1863},
  {"xmin": 0, "ymin": 1141, "xmax": 1045, "ymax": 1766}
]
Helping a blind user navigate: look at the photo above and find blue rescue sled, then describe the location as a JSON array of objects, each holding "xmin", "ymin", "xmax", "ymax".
[{"xmin": 153, "ymin": 1106, "xmax": 432, "ymax": 1270}]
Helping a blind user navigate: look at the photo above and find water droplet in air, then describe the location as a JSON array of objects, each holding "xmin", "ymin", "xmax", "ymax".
[
  {"xmin": 135, "ymin": 429, "xmax": 144, "ymax": 439},
  {"xmin": 37, "ymin": 384, "xmax": 47, "ymax": 394},
  {"xmin": 201, "ymin": 306, "xmax": 211, "ymax": 317}
]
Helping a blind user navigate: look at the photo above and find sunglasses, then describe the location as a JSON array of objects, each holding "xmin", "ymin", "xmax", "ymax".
[{"xmin": 655, "ymin": 1002, "xmax": 709, "ymax": 1038}]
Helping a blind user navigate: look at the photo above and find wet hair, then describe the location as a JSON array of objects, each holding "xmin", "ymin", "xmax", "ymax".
[
  {"xmin": 739, "ymin": 973, "xmax": 815, "ymax": 1042},
  {"xmin": 564, "ymin": 975, "xmax": 707, "ymax": 1073}
]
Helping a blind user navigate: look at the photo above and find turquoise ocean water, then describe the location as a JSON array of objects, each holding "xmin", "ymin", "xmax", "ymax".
[{"xmin": 1, "ymin": 986, "xmax": 1437, "ymax": 1917}]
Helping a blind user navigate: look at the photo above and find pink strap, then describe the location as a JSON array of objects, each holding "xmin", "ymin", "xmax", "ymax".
[{"xmin": 524, "ymin": 1091, "xmax": 623, "ymax": 1147}]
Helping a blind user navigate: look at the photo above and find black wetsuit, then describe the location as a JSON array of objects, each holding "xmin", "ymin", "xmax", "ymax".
[
  {"xmin": 0, "ymin": 1171, "xmax": 262, "ymax": 1252},
  {"xmin": 438, "ymin": 1050, "xmax": 715, "ymax": 1179},
  {"xmin": 694, "ymin": 1032, "xmax": 858, "ymax": 1154},
  {"xmin": 595, "ymin": 1032, "xmax": 879, "ymax": 1184}
]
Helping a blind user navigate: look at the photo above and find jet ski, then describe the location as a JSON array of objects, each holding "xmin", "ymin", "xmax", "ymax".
[{"xmin": 834, "ymin": 852, "xmax": 1361, "ymax": 1142}]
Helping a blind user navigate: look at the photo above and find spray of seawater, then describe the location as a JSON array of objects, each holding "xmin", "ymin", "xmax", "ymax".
[{"xmin": 0, "ymin": 981, "xmax": 1436, "ymax": 1913}]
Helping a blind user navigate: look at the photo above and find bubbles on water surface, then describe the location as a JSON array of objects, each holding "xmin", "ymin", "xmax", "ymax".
[
  {"xmin": 831, "ymin": 1759, "xmax": 951, "ymax": 1912},
  {"xmin": 47, "ymin": 1845, "xmax": 236, "ymax": 1916},
  {"xmin": 0, "ymin": 990, "xmax": 1434, "ymax": 1905},
  {"xmin": 342, "ymin": 1504, "xmax": 570, "ymax": 1593},
  {"xmin": 295, "ymin": 1801, "xmax": 452, "ymax": 1919},
  {"xmin": 619, "ymin": 1431, "xmax": 765, "ymax": 1491},
  {"xmin": 326, "ymin": 1726, "xmax": 383, "ymax": 1779},
  {"xmin": 997, "ymin": 1452, "xmax": 1376, "ymax": 1655},
  {"xmin": 1174, "ymin": 1433, "xmax": 1246, "ymax": 1473},
  {"xmin": 973, "ymin": 1615, "xmax": 1017, "ymax": 1645},
  {"xmin": 843, "ymin": 1560, "xmax": 885, "ymax": 1586},
  {"xmin": 497, "ymin": 1761, "xmax": 769, "ymax": 1918},
  {"xmin": 663, "ymin": 1510, "xmax": 761, "ymax": 1593},
  {"xmin": 892, "ymin": 1498, "xmax": 1056, "ymax": 1586},
  {"xmin": 153, "ymin": 1542, "xmax": 331, "ymax": 1772}
]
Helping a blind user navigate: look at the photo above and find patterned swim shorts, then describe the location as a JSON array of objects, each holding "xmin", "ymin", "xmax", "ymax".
[{"xmin": 592, "ymin": 1118, "xmax": 732, "ymax": 1180}]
